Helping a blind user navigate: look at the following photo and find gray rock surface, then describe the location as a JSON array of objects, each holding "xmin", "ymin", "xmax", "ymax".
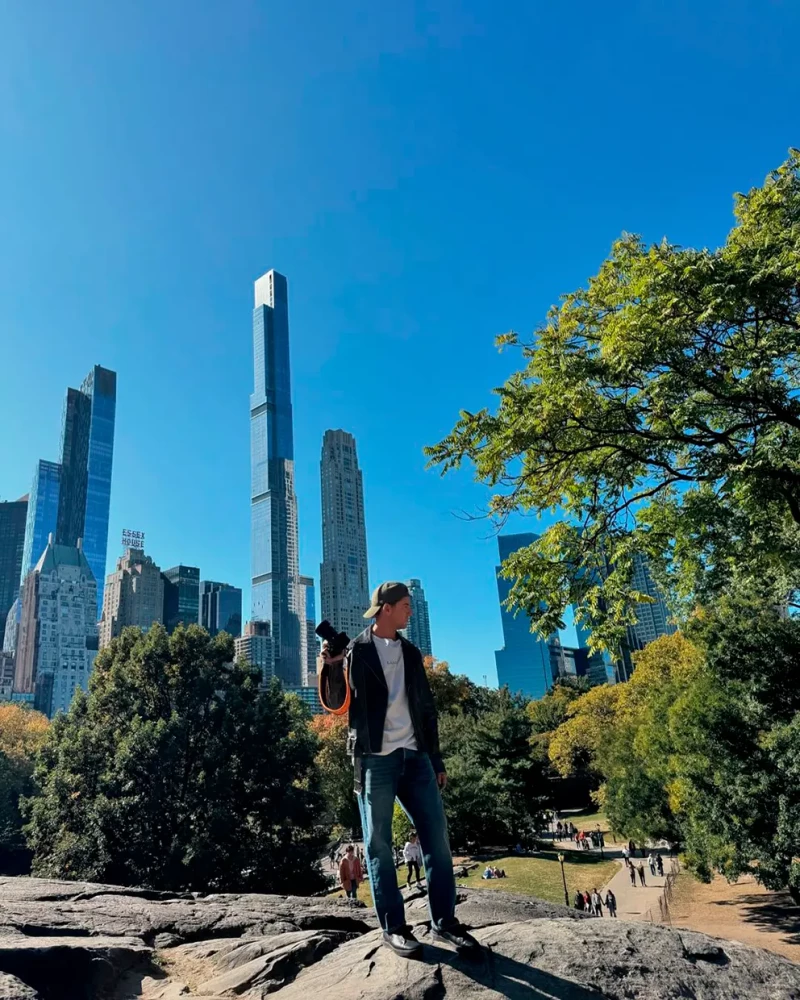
[{"xmin": 0, "ymin": 876, "xmax": 797, "ymax": 999}]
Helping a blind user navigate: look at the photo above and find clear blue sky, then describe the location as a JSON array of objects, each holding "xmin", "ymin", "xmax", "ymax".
[{"xmin": 1, "ymin": 1, "xmax": 798, "ymax": 684}]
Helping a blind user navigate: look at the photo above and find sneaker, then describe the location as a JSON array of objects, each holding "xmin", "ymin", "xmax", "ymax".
[
  {"xmin": 382, "ymin": 926, "xmax": 423, "ymax": 958},
  {"xmin": 432, "ymin": 920, "xmax": 481, "ymax": 953}
]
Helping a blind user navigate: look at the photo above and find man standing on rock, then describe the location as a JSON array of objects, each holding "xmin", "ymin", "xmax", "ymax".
[{"xmin": 321, "ymin": 581, "xmax": 479, "ymax": 959}]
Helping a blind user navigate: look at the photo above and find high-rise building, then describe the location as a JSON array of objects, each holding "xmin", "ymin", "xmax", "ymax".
[
  {"xmin": 199, "ymin": 581, "xmax": 242, "ymax": 637},
  {"xmin": 0, "ymin": 498, "xmax": 28, "ymax": 650},
  {"xmin": 3, "ymin": 600, "xmax": 21, "ymax": 655},
  {"xmin": 162, "ymin": 565, "xmax": 200, "ymax": 633},
  {"xmin": 250, "ymin": 269, "xmax": 303, "ymax": 685},
  {"xmin": 627, "ymin": 552, "xmax": 675, "ymax": 650},
  {"xmin": 319, "ymin": 430, "xmax": 369, "ymax": 639},
  {"xmin": 0, "ymin": 650, "xmax": 14, "ymax": 700},
  {"xmin": 235, "ymin": 621, "xmax": 273, "ymax": 686},
  {"xmin": 286, "ymin": 684, "xmax": 324, "ymax": 715},
  {"xmin": 494, "ymin": 533, "xmax": 557, "ymax": 700},
  {"xmin": 55, "ymin": 366, "xmax": 117, "ymax": 618},
  {"xmin": 99, "ymin": 548, "xmax": 165, "ymax": 649},
  {"xmin": 14, "ymin": 535, "xmax": 98, "ymax": 718},
  {"xmin": 404, "ymin": 579, "xmax": 432, "ymax": 657},
  {"xmin": 296, "ymin": 575, "xmax": 319, "ymax": 685},
  {"xmin": 20, "ymin": 460, "xmax": 62, "ymax": 587}
]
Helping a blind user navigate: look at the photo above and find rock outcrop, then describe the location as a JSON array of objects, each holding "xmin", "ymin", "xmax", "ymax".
[{"xmin": 0, "ymin": 876, "xmax": 797, "ymax": 999}]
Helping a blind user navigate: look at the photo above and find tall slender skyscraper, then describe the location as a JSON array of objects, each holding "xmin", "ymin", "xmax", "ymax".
[
  {"xmin": 0, "ymin": 498, "xmax": 28, "ymax": 650},
  {"xmin": 320, "ymin": 430, "xmax": 369, "ymax": 639},
  {"xmin": 21, "ymin": 460, "xmax": 62, "ymax": 586},
  {"xmin": 250, "ymin": 270, "xmax": 302, "ymax": 685},
  {"xmin": 404, "ymin": 578, "xmax": 433, "ymax": 657},
  {"xmin": 56, "ymin": 366, "xmax": 117, "ymax": 618}
]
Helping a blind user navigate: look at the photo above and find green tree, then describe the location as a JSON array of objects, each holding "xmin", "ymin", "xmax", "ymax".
[
  {"xmin": 440, "ymin": 689, "xmax": 546, "ymax": 850},
  {"xmin": 24, "ymin": 624, "xmax": 328, "ymax": 894},
  {"xmin": 309, "ymin": 713, "xmax": 361, "ymax": 836},
  {"xmin": 427, "ymin": 152, "xmax": 800, "ymax": 652}
]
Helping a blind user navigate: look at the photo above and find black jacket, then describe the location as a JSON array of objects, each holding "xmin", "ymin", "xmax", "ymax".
[{"xmin": 341, "ymin": 627, "xmax": 444, "ymax": 775}]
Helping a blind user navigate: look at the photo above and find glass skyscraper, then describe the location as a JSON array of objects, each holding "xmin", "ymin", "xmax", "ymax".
[
  {"xmin": 250, "ymin": 269, "xmax": 302, "ymax": 685},
  {"xmin": 55, "ymin": 366, "xmax": 117, "ymax": 618},
  {"xmin": 0, "ymin": 499, "xmax": 28, "ymax": 650},
  {"xmin": 199, "ymin": 580, "xmax": 242, "ymax": 637},
  {"xmin": 494, "ymin": 533, "xmax": 556, "ymax": 700},
  {"xmin": 163, "ymin": 565, "xmax": 200, "ymax": 633},
  {"xmin": 20, "ymin": 460, "xmax": 62, "ymax": 586},
  {"xmin": 404, "ymin": 579, "xmax": 432, "ymax": 657},
  {"xmin": 320, "ymin": 429, "xmax": 369, "ymax": 639}
]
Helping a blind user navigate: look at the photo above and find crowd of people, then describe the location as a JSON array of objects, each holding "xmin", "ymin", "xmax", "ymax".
[
  {"xmin": 555, "ymin": 820, "xmax": 605, "ymax": 851},
  {"xmin": 574, "ymin": 887, "xmax": 617, "ymax": 916}
]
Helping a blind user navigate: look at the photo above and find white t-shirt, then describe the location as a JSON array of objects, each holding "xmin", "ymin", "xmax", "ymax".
[
  {"xmin": 403, "ymin": 840, "xmax": 423, "ymax": 863},
  {"xmin": 372, "ymin": 635, "xmax": 418, "ymax": 754}
]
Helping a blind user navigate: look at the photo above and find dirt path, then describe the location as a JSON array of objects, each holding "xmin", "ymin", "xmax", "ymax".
[{"xmin": 668, "ymin": 872, "xmax": 800, "ymax": 963}]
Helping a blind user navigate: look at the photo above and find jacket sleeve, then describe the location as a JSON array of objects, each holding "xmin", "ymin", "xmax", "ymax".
[{"xmin": 417, "ymin": 658, "xmax": 445, "ymax": 774}]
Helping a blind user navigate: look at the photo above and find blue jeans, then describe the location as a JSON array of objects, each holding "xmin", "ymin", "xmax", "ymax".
[{"xmin": 357, "ymin": 748, "xmax": 456, "ymax": 933}]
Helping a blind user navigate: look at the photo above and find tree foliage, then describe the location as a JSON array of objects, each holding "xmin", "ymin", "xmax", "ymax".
[
  {"xmin": 428, "ymin": 152, "xmax": 800, "ymax": 652},
  {"xmin": 309, "ymin": 713, "xmax": 360, "ymax": 836},
  {"xmin": 0, "ymin": 705, "xmax": 48, "ymax": 868},
  {"xmin": 23, "ymin": 624, "xmax": 327, "ymax": 894}
]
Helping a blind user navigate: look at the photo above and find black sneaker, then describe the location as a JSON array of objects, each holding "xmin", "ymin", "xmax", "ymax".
[
  {"xmin": 382, "ymin": 925, "xmax": 423, "ymax": 958},
  {"xmin": 432, "ymin": 920, "xmax": 481, "ymax": 953}
]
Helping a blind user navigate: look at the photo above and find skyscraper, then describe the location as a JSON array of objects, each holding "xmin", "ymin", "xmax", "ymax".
[
  {"xmin": 250, "ymin": 269, "xmax": 302, "ymax": 685},
  {"xmin": 162, "ymin": 565, "xmax": 200, "ymax": 633},
  {"xmin": 99, "ymin": 547, "xmax": 165, "ymax": 649},
  {"xmin": 494, "ymin": 533, "xmax": 556, "ymax": 700},
  {"xmin": 20, "ymin": 461, "xmax": 61, "ymax": 586},
  {"xmin": 627, "ymin": 552, "xmax": 675, "ymax": 650},
  {"xmin": 235, "ymin": 621, "xmax": 273, "ymax": 687},
  {"xmin": 297, "ymin": 575, "xmax": 318, "ymax": 684},
  {"xmin": 0, "ymin": 498, "xmax": 28, "ymax": 650},
  {"xmin": 55, "ymin": 366, "xmax": 117, "ymax": 618},
  {"xmin": 199, "ymin": 581, "xmax": 242, "ymax": 637},
  {"xmin": 319, "ymin": 429, "xmax": 369, "ymax": 639},
  {"xmin": 405, "ymin": 579, "xmax": 432, "ymax": 657},
  {"xmin": 15, "ymin": 535, "xmax": 98, "ymax": 717}
]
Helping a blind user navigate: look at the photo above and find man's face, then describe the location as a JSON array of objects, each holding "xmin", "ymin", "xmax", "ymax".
[{"xmin": 384, "ymin": 596, "xmax": 412, "ymax": 630}]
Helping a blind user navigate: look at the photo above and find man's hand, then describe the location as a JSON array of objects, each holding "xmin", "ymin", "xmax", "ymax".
[
  {"xmin": 437, "ymin": 772, "xmax": 447, "ymax": 790},
  {"xmin": 321, "ymin": 640, "xmax": 345, "ymax": 666}
]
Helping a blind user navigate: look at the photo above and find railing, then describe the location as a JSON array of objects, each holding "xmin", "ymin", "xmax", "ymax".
[{"xmin": 642, "ymin": 854, "xmax": 680, "ymax": 926}]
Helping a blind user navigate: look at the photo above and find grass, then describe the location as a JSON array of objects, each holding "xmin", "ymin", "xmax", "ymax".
[{"xmin": 334, "ymin": 850, "xmax": 619, "ymax": 908}]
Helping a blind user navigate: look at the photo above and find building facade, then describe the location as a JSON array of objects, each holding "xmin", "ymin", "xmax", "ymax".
[
  {"xmin": 99, "ymin": 548, "xmax": 165, "ymax": 648},
  {"xmin": 199, "ymin": 581, "xmax": 242, "ymax": 637},
  {"xmin": 494, "ymin": 533, "xmax": 557, "ymax": 700},
  {"xmin": 162, "ymin": 565, "xmax": 200, "ymax": 633},
  {"xmin": 20, "ymin": 460, "xmax": 62, "ymax": 587},
  {"xmin": 404, "ymin": 579, "xmax": 432, "ymax": 657},
  {"xmin": 55, "ymin": 366, "xmax": 117, "ymax": 618},
  {"xmin": 14, "ymin": 536, "xmax": 98, "ymax": 717},
  {"xmin": 319, "ymin": 429, "xmax": 369, "ymax": 639},
  {"xmin": 627, "ymin": 552, "xmax": 675, "ymax": 651},
  {"xmin": 286, "ymin": 685, "xmax": 323, "ymax": 715},
  {"xmin": 297, "ymin": 575, "xmax": 318, "ymax": 685},
  {"xmin": 0, "ymin": 498, "xmax": 28, "ymax": 650},
  {"xmin": 235, "ymin": 621, "xmax": 273, "ymax": 686},
  {"xmin": 0, "ymin": 650, "xmax": 14, "ymax": 700},
  {"xmin": 250, "ymin": 269, "xmax": 303, "ymax": 685}
]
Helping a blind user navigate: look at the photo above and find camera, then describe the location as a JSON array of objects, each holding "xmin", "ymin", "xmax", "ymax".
[{"xmin": 315, "ymin": 620, "xmax": 350, "ymax": 659}]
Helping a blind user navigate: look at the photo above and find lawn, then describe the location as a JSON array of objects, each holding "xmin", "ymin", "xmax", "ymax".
[{"xmin": 334, "ymin": 850, "xmax": 619, "ymax": 908}]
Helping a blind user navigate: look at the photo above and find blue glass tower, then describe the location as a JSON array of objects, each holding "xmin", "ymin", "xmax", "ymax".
[
  {"xmin": 494, "ymin": 533, "xmax": 556, "ymax": 700},
  {"xmin": 250, "ymin": 270, "xmax": 302, "ymax": 685},
  {"xmin": 56, "ymin": 366, "xmax": 116, "ymax": 618},
  {"xmin": 20, "ymin": 460, "xmax": 62, "ymax": 585}
]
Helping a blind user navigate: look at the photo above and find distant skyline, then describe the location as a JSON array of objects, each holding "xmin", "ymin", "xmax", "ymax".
[{"xmin": 2, "ymin": 1, "xmax": 799, "ymax": 684}]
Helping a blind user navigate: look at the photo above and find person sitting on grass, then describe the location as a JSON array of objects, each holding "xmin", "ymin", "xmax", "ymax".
[{"xmin": 483, "ymin": 866, "xmax": 494, "ymax": 879}]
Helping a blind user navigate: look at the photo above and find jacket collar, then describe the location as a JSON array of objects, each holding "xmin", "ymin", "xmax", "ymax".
[{"xmin": 355, "ymin": 625, "xmax": 387, "ymax": 689}]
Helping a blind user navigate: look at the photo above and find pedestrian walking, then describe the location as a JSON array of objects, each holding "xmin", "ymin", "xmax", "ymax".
[
  {"xmin": 574, "ymin": 891, "xmax": 585, "ymax": 911},
  {"xmin": 621, "ymin": 845, "xmax": 630, "ymax": 867},
  {"xmin": 339, "ymin": 845, "xmax": 363, "ymax": 899},
  {"xmin": 590, "ymin": 889, "xmax": 603, "ymax": 917},
  {"xmin": 403, "ymin": 832, "xmax": 423, "ymax": 886},
  {"xmin": 648, "ymin": 852, "xmax": 656, "ymax": 877},
  {"xmin": 605, "ymin": 889, "xmax": 617, "ymax": 917},
  {"xmin": 629, "ymin": 865, "xmax": 637, "ymax": 887},
  {"xmin": 637, "ymin": 863, "xmax": 647, "ymax": 886},
  {"xmin": 582, "ymin": 890, "xmax": 592, "ymax": 911},
  {"xmin": 628, "ymin": 839, "xmax": 636, "ymax": 858},
  {"xmin": 656, "ymin": 853, "xmax": 664, "ymax": 877},
  {"xmin": 320, "ymin": 581, "xmax": 479, "ymax": 959},
  {"xmin": 556, "ymin": 821, "xmax": 563, "ymax": 839}
]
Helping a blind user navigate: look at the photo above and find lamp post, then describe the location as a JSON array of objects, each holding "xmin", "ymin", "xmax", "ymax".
[{"xmin": 558, "ymin": 852, "xmax": 569, "ymax": 908}]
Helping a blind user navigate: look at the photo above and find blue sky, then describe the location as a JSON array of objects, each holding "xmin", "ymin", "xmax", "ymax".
[{"xmin": 1, "ymin": 0, "xmax": 798, "ymax": 684}]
